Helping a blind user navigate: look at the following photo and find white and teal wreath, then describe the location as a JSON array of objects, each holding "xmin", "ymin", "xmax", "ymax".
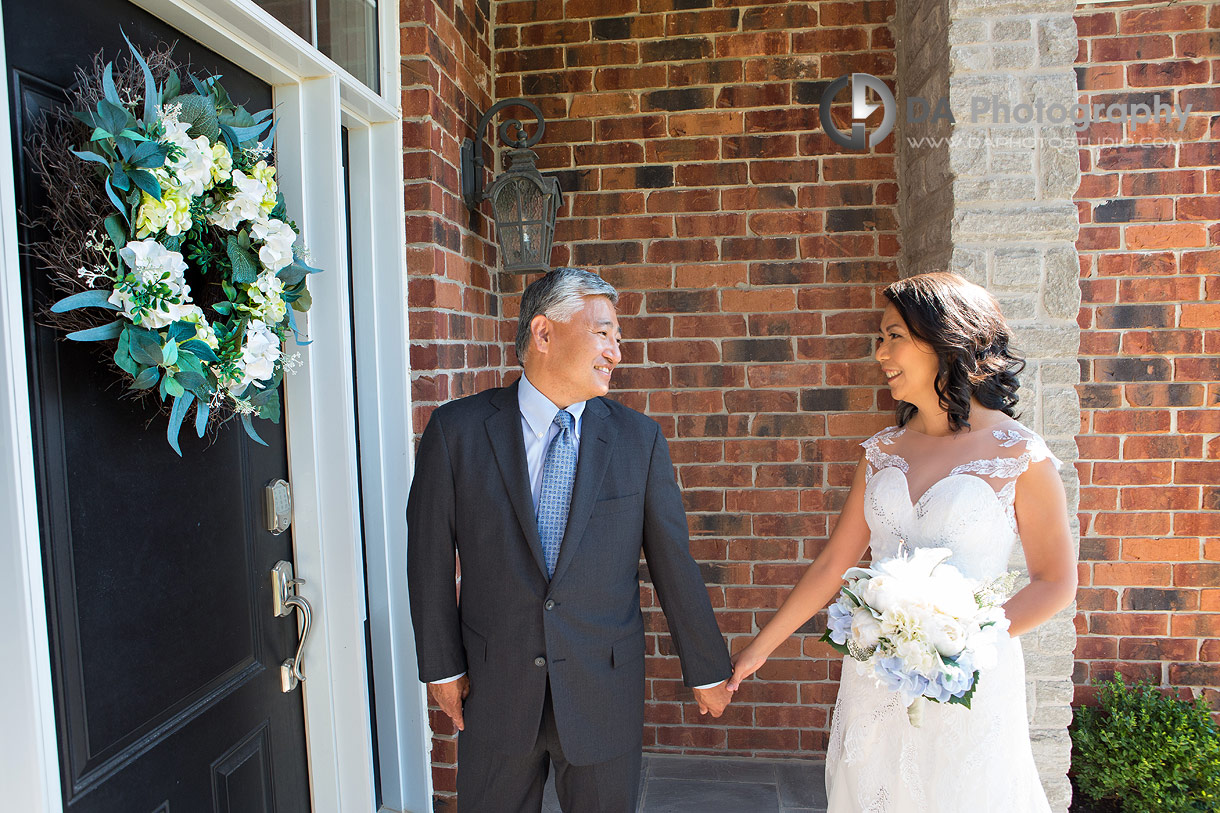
[{"xmin": 34, "ymin": 36, "xmax": 317, "ymax": 455}]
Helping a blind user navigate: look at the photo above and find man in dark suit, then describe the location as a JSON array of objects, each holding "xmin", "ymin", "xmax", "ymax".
[{"xmin": 407, "ymin": 268, "xmax": 733, "ymax": 812}]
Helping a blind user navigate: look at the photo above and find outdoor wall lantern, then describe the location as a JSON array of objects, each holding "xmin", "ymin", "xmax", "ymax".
[{"xmin": 461, "ymin": 98, "xmax": 563, "ymax": 274}]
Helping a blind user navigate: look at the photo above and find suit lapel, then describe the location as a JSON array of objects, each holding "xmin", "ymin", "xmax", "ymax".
[
  {"xmin": 486, "ymin": 381, "xmax": 549, "ymax": 577},
  {"xmin": 550, "ymin": 397, "xmax": 617, "ymax": 586}
]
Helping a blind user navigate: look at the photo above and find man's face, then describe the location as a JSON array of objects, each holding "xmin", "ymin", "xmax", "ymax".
[{"xmin": 533, "ymin": 295, "xmax": 622, "ymax": 406}]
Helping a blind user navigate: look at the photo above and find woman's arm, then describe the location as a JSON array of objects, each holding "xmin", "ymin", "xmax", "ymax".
[
  {"xmin": 727, "ymin": 454, "xmax": 873, "ymax": 690},
  {"xmin": 1003, "ymin": 458, "xmax": 1078, "ymax": 636}
]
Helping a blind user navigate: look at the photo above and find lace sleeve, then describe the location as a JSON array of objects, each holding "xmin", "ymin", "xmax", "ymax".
[
  {"xmin": 860, "ymin": 426, "xmax": 907, "ymax": 481},
  {"xmin": 994, "ymin": 427, "xmax": 1062, "ymax": 471}
]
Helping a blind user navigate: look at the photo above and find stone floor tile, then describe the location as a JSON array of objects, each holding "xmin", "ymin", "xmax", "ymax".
[
  {"xmin": 640, "ymin": 777, "xmax": 781, "ymax": 813},
  {"xmin": 647, "ymin": 754, "xmax": 779, "ymax": 785},
  {"xmin": 775, "ymin": 760, "xmax": 827, "ymax": 809}
]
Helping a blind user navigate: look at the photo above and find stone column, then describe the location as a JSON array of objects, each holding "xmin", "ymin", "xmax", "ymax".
[{"xmin": 895, "ymin": 1, "xmax": 1082, "ymax": 809}]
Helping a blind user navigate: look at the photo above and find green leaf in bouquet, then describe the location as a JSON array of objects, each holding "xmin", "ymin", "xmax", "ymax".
[
  {"xmin": 180, "ymin": 339, "xmax": 219, "ymax": 363},
  {"xmin": 127, "ymin": 168, "xmax": 162, "ymax": 201},
  {"xmin": 166, "ymin": 390, "xmax": 194, "ymax": 456},
  {"xmin": 841, "ymin": 587, "xmax": 862, "ymax": 607},
  {"xmin": 130, "ymin": 366, "xmax": 160, "ymax": 389},
  {"xmin": 818, "ymin": 628, "xmax": 851, "ymax": 658},
  {"xmin": 127, "ymin": 328, "xmax": 163, "ymax": 366},
  {"xmin": 946, "ymin": 675, "xmax": 979, "ymax": 709},
  {"xmin": 104, "ymin": 214, "xmax": 128, "ymax": 250},
  {"xmin": 225, "ymin": 235, "xmax": 258, "ymax": 284},
  {"xmin": 50, "ymin": 289, "xmax": 119, "ymax": 313},
  {"xmin": 66, "ymin": 320, "xmax": 124, "ymax": 342}
]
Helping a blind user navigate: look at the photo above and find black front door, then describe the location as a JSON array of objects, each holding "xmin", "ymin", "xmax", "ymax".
[{"xmin": 5, "ymin": 2, "xmax": 313, "ymax": 811}]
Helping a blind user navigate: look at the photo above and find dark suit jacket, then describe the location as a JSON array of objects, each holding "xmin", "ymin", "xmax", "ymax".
[{"xmin": 407, "ymin": 379, "xmax": 732, "ymax": 765}]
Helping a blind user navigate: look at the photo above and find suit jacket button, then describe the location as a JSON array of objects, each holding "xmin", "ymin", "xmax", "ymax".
[
  {"xmin": 534, "ymin": 656, "xmax": 546, "ymax": 667},
  {"xmin": 544, "ymin": 599, "xmax": 555, "ymax": 610}
]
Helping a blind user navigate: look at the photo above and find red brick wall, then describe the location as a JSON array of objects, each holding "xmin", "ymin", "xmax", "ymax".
[
  {"xmin": 1073, "ymin": 0, "xmax": 1220, "ymax": 705},
  {"xmin": 400, "ymin": 0, "xmax": 503, "ymax": 800},
  {"xmin": 491, "ymin": 0, "xmax": 900, "ymax": 759}
]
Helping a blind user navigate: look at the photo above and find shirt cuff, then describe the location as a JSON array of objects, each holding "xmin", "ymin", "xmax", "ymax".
[
  {"xmin": 694, "ymin": 680, "xmax": 724, "ymax": 690},
  {"xmin": 430, "ymin": 672, "xmax": 466, "ymax": 684}
]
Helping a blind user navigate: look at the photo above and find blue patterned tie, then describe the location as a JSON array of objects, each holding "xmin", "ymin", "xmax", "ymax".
[{"xmin": 537, "ymin": 409, "xmax": 577, "ymax": 578}]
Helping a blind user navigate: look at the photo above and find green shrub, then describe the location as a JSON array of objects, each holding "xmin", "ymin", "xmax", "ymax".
[{"xmin": 1071, "ymin": 675, "xmax": 1220, "ymax": 813}]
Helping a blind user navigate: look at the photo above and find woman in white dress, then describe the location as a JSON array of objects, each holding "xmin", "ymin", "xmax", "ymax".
[{"xmin": 727, "ymin": 272, "xmax": 1078, "ymax": 812}]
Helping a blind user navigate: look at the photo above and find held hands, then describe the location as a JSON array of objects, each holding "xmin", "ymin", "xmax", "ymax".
[
  {"xmin": 429, "ymin": 676, "xmax": 470, "ymax": 731},
  {"xmin": 726, "ymin": 642, "xmax": 768, "ymax": 692},
  {"xmin": 692, "ymin": 680, "xmax": 733, "ymax": 717}
]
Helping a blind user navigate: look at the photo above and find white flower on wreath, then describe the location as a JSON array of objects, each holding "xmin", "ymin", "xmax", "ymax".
[
  {"xmin": 229, "ymin": 319, "xmax": 281, "ymax": 395},
  {"xmin": 108, "ymin": 238, "xmax": 192, "ymax": 329},
  {"xmin": 135, "ymin": 186, "xmax": 192, "ymax": 238},
  {"xmin": 158, "ymin": 116, "xmax": 222, "ymax": 198},
  {"xmin": 179, "ymin": 305, "xmax": 219, "ymax": 350},
  {"xmin": 208, "ymin": 168, "xmax": 267, "ymax": 230},
  {"xmin": 251, "ymin": 217, "xmax": 296, "ymax": 273},
  {"xmin": 246, "ymin": 269, "xmax": 287, "ymax": 325}
]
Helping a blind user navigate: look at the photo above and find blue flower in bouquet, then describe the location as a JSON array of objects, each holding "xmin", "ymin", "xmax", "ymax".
[
  {"xmin": 827, "ymin": 600, "xmax": 854, "ymax": 646},
  {"xmin": 875, "ymin": 656, "xmax": 931, "ymax": 705}
]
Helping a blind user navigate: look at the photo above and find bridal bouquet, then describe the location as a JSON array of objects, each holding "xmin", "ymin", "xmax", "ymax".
[{"xmin": 822, "ymin": 546, "xmax": 1016, "ymax": 725}]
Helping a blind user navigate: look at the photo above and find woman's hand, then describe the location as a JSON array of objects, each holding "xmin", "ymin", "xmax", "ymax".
[{"xmin": 726, "ymin": 641, "xmax": 769, "ymax": 692}]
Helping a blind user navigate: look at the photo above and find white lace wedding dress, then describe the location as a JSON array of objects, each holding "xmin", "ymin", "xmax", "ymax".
[{"xmin": 825, "ymin": 419, "xmax": 1059, "ymax": 813}]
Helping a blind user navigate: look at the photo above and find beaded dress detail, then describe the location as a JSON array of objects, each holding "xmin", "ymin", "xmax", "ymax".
[{"xmin": 825, "ymin": 420, "xmax": 1060, "ymax": 813}]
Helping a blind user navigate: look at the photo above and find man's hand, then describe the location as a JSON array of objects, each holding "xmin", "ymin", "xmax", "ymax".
[
  {"xmin": 692, "ymin": 680, "xmax": 733, "ymax": 718},
  {"xmin": 429, "ymin": 676, "xmax": 470, "ymax": 731}
]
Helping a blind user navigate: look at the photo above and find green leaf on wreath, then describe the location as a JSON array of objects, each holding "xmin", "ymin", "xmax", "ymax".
[
  {"xmin": 175, "ymin": 370, "xmax": 208, "ymax": 394},
  {"xmin": 291, "ymin": 286, "xmax": 312, "ymax": 312},
  {"xmin": 127, "ymin": 169, "xmax": 161, "ymax": 201},
  {"xmin": 114, "ymin": 330, "xmax": 139, "ymax": 376},
  {"xmin": 104, "ymin": 214, "xmax": 128, "ymax": 251},
  {"xmin": 226, "ymin": 235, "xmax": 258, "ymax": 284},
  {"xmin": 254, "ymin": 389, "xmax": 281, "ymax": 423},
  {"xmin": 50, "ymin": 289, "xmax": 119, "ymax": 313},
  {"xmin": 193, "ymin": 397, "xmax": 209, "ymax": 438},
  {"xmin": 210, "ymin": 301, "xmax": 233, "ymax": 317},
  {"xmin": 161, "ymin": 338, "xmax": 179, "ymax": 368},
  {"xmin": 241, "ymin": 413, "xmax": 269, "ymax": 447},
  {"xmin": 162, "ymin": 70, "xmax": 181, "ymax": 104},
  {"xmin": 95, "ymin": 99, "xmax": 131, "ymax": 138},
  {"xmin": 121, "ymin": 30, "xmax": 160, "ymax": 125},
  {"xmin": 164, "ymin": 375, "xmax": 185, "ymax": 398},
  {"xmin": 127, "ymin": 139, "xmax": 168, "ymax": 169},
  {"xmin": 128, "ymin": 329, "xmax": 164, "ymax": 366},
  {"xmin": 67, "ymin": 320, "xmax": 124, "ymax": 342},
  {"xmin": 167, "ymin": 320, "xmax": 197, "ymax": 344},
  {"xmin": 110, "ymin": 165, "xmax": 131, "ymax": 193},
  {"xmin": 71, "ymin": 148, "xmax": 112, "ymax": 168},
  {"xmin": 166, "ymin": 391, "xmax": 194, "ymax": 456},
  {"xmin": 130, "ymin": 366, "xmax": 160, "ymax": 389},
  {"xmin": 102, "ymin": 62, "xmax": 121, "ymax": 106},
  {"xmin": 180, "ymin": 339, "xmax": 219, "ymax": 363}
]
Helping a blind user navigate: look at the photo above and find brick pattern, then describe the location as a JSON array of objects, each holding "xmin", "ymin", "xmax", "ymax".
[
  {"xmin": 400, "ymin": 0, "xmax": 502, "ymax": 801},
  {"xmin": 1073, "ymin": 0, "xmax": 1220, "ymax": 709},
  {"xmin": 490, "ymin": 0, "xmax": 901, "ymax": 761}
]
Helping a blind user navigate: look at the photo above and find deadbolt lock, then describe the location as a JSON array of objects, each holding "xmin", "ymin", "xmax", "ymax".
[{"xmin": 264, "ymin": 479, "xmax": 292, "ymax": 535}]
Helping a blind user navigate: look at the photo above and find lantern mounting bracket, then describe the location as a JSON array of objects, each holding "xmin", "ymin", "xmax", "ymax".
[{"xmin": 461, "ymin": 97, "xmax": 547, "ymax": 210}]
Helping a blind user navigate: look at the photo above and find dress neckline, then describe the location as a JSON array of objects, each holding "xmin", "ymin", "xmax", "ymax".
[{"xmin": 899, "ymin": 416, "xmax": 1019, "ymax": 439}]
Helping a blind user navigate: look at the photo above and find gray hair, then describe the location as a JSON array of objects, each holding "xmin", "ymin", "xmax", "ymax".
[{"xmin": 515, "ymin": 268, "xmax": 619, "ymax": 363}]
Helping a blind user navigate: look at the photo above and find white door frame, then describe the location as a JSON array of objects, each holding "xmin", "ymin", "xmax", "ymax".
[{"xmin": 0, "ymin": 1, "xmax": 431, "ymax": 811}]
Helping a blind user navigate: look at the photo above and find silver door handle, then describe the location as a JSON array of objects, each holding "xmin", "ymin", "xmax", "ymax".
[{"xmin": 272, "ymin": 560, "xmax": 313, "ymax": 692}]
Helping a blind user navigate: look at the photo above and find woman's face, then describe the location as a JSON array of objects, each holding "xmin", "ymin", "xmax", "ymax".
[{"xmin": 874, "ymin": 303, "xmax": 941, "ymax": 405}]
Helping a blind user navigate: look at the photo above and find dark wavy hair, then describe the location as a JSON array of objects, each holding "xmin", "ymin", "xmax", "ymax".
[{"xmin": 882, "ymin": 272, "xmax": 1024, "ymax": 432}]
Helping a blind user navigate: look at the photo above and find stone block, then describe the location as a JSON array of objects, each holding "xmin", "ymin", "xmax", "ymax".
[
  {"xmin": 954, "ymin": 176, "xmax": 1039, "ymax": 202},
  {"xmin": 995, "ymin": 292, "xmax": 1038, "ymax": 319},
  {"xmin": 947, "ymin": 19, "xmax": 988, "ymax": 45},
  {"xmin": 995, "ymin": 44, "xmax": 1038, "ymax": 70},
  {"xmin": 1042, "ymin": 248, "xmax": 1082, "ymax": 318},
  {"xmin": 950, "ymin": 43, "xmax": 991, "ymax": 72},
  {"xmin": 1040, "ymin": 359, "xmax": 1081, "ymax": 386},
  {"xmin": 1037, "ymin": 15, "xmax": 1078, "ymax": 68},
  {"xmin": 993, "ymin": 248, "xmax": 1043, "ymax": 291},
  {"xmin": 994, "ymin": 19, "xmax": 1032, "ymax": 41},
  {"xmin": 952, "ymin": 203, "xmax": 1079, "ymax": 242}
]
